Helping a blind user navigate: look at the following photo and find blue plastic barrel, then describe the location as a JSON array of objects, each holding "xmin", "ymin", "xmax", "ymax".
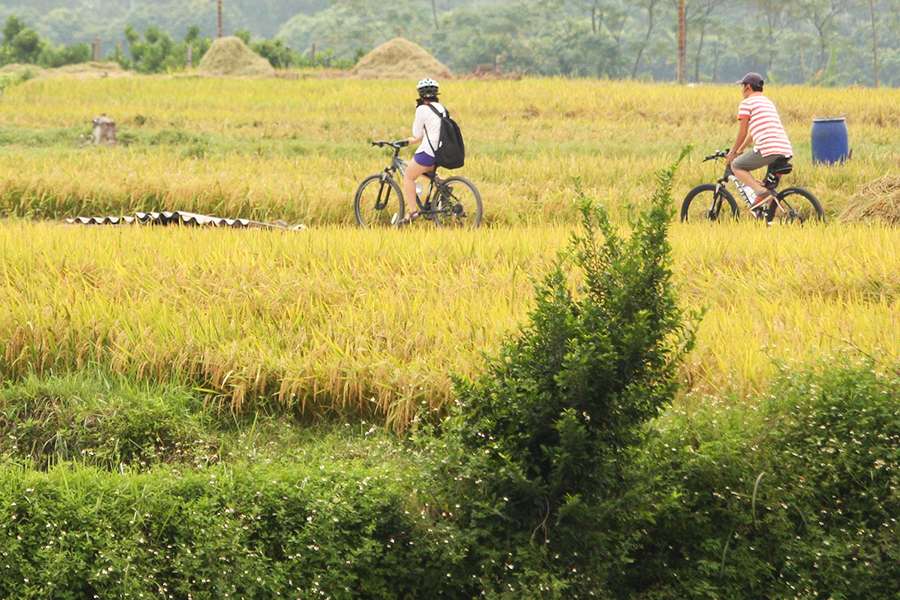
[{"xmin": 811, "ymin": 117, "xmax": 850, "ymax": 164}]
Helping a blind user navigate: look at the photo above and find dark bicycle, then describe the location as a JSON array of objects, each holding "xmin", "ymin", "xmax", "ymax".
[
  {"xmin": 353, "ymin": 140, "xmax": 483, "ymax": 228},
  {"xmin": 681, "ymin": 149, "xmax": 824, "ymax": 224}
]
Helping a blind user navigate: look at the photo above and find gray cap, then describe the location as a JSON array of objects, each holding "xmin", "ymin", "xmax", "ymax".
[{"xmin": 737, "ymin": 72, "xmax": 764, "ymax": 87}]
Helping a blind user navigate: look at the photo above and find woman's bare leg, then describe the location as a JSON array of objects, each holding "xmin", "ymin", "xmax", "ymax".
[{"xmin": 402, "ymin": 160, "xmax": 435, "ymax": 218}]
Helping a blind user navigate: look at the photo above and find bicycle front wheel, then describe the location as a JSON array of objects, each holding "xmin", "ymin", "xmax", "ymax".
[
  {"xmin": 433, "ymin": 176, "xmax": 483, "ymax": 228},
  {"xmin": 354, "ymin": 174, "xmax": 404, "ymax": 227},
  {"xmin": 770, "ymin": 188, "xmax": 824, "ymax": 224},
  {"xmin": 680, "ymin": 184, "xmax": 739, "ymax": 223}
]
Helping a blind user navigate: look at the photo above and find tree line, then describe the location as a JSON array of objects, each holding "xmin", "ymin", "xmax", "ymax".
[
  {"xmin": 0, "ymin": 0, "xmax": 896, "ymax": 85},
  {"xmin": 0, "ymin": 15, "xmax": 350, "ymax": 73}
]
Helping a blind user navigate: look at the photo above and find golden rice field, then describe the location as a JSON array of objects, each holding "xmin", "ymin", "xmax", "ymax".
[
  {"xmin": 1, "ymin": 222, "xmax": 896, "ymax": 430},
  {"xmin": 0, "ymin": 77, "xmax": 897, "ymax": 224},
  {"xmin": 1, "ymin": 76, "xmax": 897, "ymax": 430}
]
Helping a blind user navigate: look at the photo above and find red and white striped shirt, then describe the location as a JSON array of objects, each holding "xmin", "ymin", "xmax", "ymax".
[{"xmin": 737, "ymin": 95, "xmax": 793, "ymax": 157}]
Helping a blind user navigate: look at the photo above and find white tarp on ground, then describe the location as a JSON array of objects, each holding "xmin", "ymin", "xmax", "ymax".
[{"xmin": 65, "ymin": 211, "xmax": 304, "ymax": 230}]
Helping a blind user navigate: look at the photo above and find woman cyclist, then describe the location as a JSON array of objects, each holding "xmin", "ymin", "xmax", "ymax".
[{"xmin": 393, "ymin": 78, "xmax": 446, "ymax": 225}]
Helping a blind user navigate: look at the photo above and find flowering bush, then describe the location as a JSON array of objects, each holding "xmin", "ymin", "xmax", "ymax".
[{"xmin": 624, "ymin": 361, "xmax": 899, "ymax": 598}]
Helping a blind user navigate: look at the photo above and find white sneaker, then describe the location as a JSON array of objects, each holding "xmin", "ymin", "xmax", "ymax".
[{"xmin": 748, "ymin": 191, "xmax": 773, "ymax": 212}]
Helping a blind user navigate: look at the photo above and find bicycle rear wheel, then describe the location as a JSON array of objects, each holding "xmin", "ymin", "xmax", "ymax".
[
  {"xmin": 433, "ymin": 176, "xmax": 483, "ymax": 228},
  {"xmin": 769, "ymin": 188, "xmax": 824, "ymax": 224},
  {"xmin": 680, "ymin": 184, "xmax": 739, "ymax": 223},
  {"xmin": 354, "ymin": 174, "xmax": 405, "ymax": 227}
]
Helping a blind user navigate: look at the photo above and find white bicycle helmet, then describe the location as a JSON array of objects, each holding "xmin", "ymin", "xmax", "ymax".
[{"xmin": 416, "ymin": 78, "xmax": 439, "ymax": 98}]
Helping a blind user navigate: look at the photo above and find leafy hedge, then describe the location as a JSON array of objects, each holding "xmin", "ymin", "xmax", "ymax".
[
  {"xmin": 0, "ymin": 460, "xmax": 470, "ymax": 599},
  {"xmin": 625, "ymin": 362, "xmax": 899, "ymax": 599},
  {"xmin": 0, "ymin": 363, "xmax": 894, "ymax": 598}
]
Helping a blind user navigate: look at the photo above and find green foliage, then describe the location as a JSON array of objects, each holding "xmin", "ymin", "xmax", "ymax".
[
  {"xmin": 234, "ymin": 29, "xmax": 252, "ymax": 45},
  {"xmin": 422, "ymin": 149, "xmax": 694, "ymax": 595},
  {"xmin": 623, "ymin": 360, "xmax": 899, "ymax": 598},
  {"xmin": 0, "ymin": 460, "xmax": 467, "ymax": 599},
  {"xmin": 118, "ymin": 23, "xmax": 211, "ymax": 73},
  {"xmin": 8, "ymin": 27, "xmax": 42, "ymax": 63},
  {"xmin": 0, "ymin": 374, "xmax": 215, "ymax": 470},
  {"xmin": 252, "ymin": 38, "xmax": 296, "ymax": 69},
  {"xmin": 0, "ymin": 67, "xmax": 36, "ymax": 93},
  {"xmin": 0, "ymin": 15, "xmax": 91, "ymax": 68},
  {"xmin": 234, "ymin": 28, "xmax": 352, "ymax": 69},
  {"xmin": 0, "ymin": 363, "xmax": 894, "ymax": 597},
  {"xmin": 4, "ymin": 2, "xmax": 897, "ymax": 83},
  {"xmin": 37, "ymin": 41, "xmax": 90, "ymax": 68},
  {"xmin": 1, "ymin": 14, "xmax": 24, "ymax": 45},
  {"xmin": 431, "ymin": 1, "xmax": 627, "ymax": 77}
]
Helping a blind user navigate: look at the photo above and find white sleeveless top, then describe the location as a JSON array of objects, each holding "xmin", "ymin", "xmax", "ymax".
[{"xmin": 411, "ymin": 101, "xmax": 446, "ymax": 157}]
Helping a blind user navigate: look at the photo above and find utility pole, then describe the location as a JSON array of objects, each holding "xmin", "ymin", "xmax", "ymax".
[
  {"xmin": 217, "ymin": 0, "xmax": 224, "ymax": 38},
  {"xmin": 677, "ymin": 0, "xmax": 687, "ymax": 84}
]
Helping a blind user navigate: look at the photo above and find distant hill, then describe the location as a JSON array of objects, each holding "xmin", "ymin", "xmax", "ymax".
[
  {"xmin": 0, "ymin": 0, "xmax": 896, "ymax": 85},
  {"xmin": 0, "ymin": 0, "xmax": 328, "ymax": 45}
]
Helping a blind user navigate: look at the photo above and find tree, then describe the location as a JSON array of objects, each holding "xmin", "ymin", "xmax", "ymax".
[
  {"xmin": 631, "ymin": 0, "xmax": 662, "ymax": 78},
  {"xmin": 688, "ymin": 0, "xmax": 724, "ymax": 82},
  {"xmin": 754, "ymin": 0, "xmax": 788, "ymax": 75},
  {"xmin": 676, "ymin": 0, "xmax": 686, "ymax": 83},
  {"xmin": 252, "ymin": 38, "xmax": 295, "ymax": 67},
  {"xmin": 2, "ymin": 15, "xmax": 25, "ymax": 46},
  {"xmin": 10, "ymin": 29, "xmax": 43, "ymax": 63},
  {"xmin": 123, "ymin": 25, "xmax": 181, "ymax": 73},
  {"xmin": 794, "ymin": 0, "xmax": 849, "ymax": 74},
  {"xmin": 39, "ymin": 41, "xmax": 90, "ymax": 68},
  {"xmin": 429, "ymin": 0, "xmax": 439, "ymax": 29},
  {"xmin": 867, "ymin": 0, "xmax": 879, "ymax": 86}
]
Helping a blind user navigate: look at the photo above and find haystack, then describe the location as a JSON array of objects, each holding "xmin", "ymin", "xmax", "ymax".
[
  {"xmin": 351, "ymin": 38, "xmax": 450, "ymax": 80},
  {"xmin": 839, "ymin": 175, "xmax": 900, "ymax": 225},
  {"xmin": 198, "ymin": 36, "xmax": 275, "ymax": 78}
]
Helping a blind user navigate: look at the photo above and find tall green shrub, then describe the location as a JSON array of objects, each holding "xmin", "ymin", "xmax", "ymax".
[{"xmin": 426, "ymin": 150, "xmax": 694, "ymax": 595}]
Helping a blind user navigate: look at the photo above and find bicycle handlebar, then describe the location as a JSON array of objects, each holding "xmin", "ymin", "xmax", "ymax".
[
  {"xmin": 704, "ymin": 149, "xmax": 730, "ymax": 161},
  {"xmin": 371, "ymin": 140, "xmax": 409, "ymax": 149}
]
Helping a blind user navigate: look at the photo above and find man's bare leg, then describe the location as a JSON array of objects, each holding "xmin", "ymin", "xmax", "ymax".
[{"xmin": 731, "ymin": 167, "xmax": 767, "ymax": 195}]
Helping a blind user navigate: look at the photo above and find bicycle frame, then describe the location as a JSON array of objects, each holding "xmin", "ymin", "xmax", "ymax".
[
  {"xmin": 709, "ymin": 151, "xmax": 792, "ymax": 219},
  {"xmin": 375, "ymin": 145, "xmax": 448, "ymax": 216}
]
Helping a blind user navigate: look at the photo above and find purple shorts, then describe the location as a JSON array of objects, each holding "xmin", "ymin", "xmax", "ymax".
[{"xmin": 413, "ymin": 152, "xmax": 436, "ymax": 167}]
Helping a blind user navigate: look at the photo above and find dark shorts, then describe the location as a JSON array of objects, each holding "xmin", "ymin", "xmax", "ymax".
[
  {"xmin": 413, "ymin": 152, "xmax": 436, "ymax": 167},
  {"xmin": 732, "ymin": 149, "xmax": 787, "ymax": 172}
]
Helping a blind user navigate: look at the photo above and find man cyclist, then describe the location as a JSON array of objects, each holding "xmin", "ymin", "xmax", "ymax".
[{"xmin": 726, "ymin": 72, "xmax": 793, "ymax": 217}]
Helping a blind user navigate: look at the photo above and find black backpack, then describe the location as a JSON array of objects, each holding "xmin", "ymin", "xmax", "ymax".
[{"xmin": 425, "ymin": 104, "xmax": 465, "ymax": 169}]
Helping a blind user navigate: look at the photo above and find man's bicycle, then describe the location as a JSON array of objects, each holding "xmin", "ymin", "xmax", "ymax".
[
  {"xmin": 681, "ymin": 150, "xmax": 824, "ymax": 224},
  {"xmin": 353, "ymin": 140, "xmax": 483, "ymax": 228}
]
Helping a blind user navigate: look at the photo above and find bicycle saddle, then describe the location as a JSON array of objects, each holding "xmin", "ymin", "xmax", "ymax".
[{"xmin": 767, "ymin": 157, "xmax": 793, "ymax": 176}]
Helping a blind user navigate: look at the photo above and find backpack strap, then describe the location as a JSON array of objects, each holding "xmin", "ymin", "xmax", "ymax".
[
  {"xmin": 423, "ymin": 104, "xmax": 447, "ymax": 155},
  {"xmin": 427, "ymin": 104, "xmax": 448, "ymax": 119}
]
